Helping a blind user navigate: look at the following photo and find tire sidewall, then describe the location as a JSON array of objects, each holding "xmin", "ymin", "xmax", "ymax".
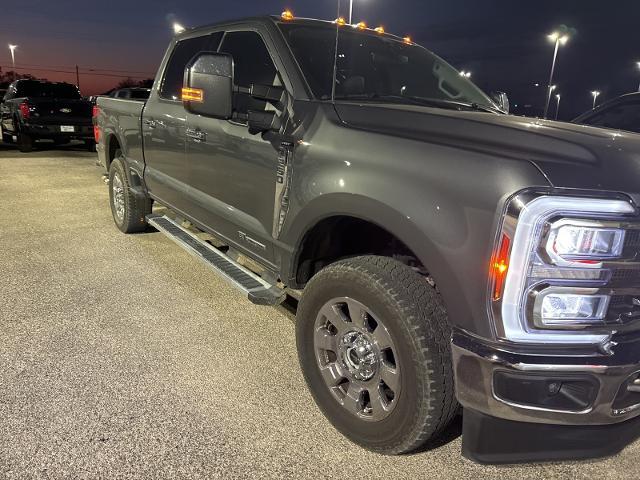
[
  {"xmin": 297, "ymin": 261, "xmax": 437, "ymax": 452},
  {"xmin": 108, "ymin": 158, "xmax": 129, "ymax": 232}
]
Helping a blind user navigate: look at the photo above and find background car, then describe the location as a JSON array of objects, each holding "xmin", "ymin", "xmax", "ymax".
[
  {"xmin": 573, "ymin": 92, "xmax": 640, "ymax": 134},
  {"xmin": 0, "ymin": 79, "xmax": 94, "ymax": 152},
  {"xmin": 109, "ymin": 87, "xmax": 151, "ymax": 100}
]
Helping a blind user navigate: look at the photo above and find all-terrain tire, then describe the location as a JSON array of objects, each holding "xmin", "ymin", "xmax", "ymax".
[{"xmin": 296, "ymin": 255, "xmax": 458, "ymax": 454}]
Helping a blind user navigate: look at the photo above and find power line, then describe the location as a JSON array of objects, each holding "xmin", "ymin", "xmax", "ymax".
[
  {"xmin": 0, "ymin": 65, "xmax": 152, "ymax": 79},
  {"xmin": 11, "ymin": 62, "xmax": 156, "ymax": 75}
]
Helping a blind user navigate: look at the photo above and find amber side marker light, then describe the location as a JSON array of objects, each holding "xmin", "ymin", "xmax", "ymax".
[
  {"xmin": 491, "ymin": 233, "xmax": 511, "ymax": 301},
  {"xmin": 281, "ymin": 10, "xmax": 294, "ymax": 21},
  {"xmin": 182, "ymin": 87, "xmax": 204, "ymax": 102}
]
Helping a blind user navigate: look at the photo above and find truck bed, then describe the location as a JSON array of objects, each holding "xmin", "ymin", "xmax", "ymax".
[{"xmin": 96, "ymin": 96, "xmax": 145, "ymax": 170}]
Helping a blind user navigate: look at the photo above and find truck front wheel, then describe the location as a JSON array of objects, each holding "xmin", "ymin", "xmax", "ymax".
[
  {"xmin": 296, "ymin": 255, "xmax": 458, "ymax": 454},
  {"xmin": 108, "ymin": 154, "xmax": 151, "ymax": 233}
]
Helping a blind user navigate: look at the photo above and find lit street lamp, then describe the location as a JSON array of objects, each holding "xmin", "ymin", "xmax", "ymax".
[
  {"xmin": 554, "ymin": 94, "xmax": 561, "ymax": 120},
  {"xmin": 544, "ymin": 31, "xmax": 569, "ymax": 119},
  {"xmin": 8, "ymin": 44, "xmax": 17, "ymax": 80},
  {"xmin": 173, "ymin": 23, "xmax": 185, "ymax": 34},
  {"xmin": 591, "ymin": 90, "xmax": 601, "ymax": 109}
]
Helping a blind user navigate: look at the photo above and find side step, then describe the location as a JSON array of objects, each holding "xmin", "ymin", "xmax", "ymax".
[{"xmin": 147, "ymin": 215, "xmax": 286, "ymax": 306}]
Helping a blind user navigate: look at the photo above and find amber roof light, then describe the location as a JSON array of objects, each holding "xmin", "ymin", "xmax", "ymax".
[{"xmin": 281, "ymin": 10, "xmax": 294, "ymax": 21}]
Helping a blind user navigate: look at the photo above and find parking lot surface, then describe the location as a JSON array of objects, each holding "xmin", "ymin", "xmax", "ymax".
[{"xmin": 1, "ymin": 145, "xmax": 639, "ymax": 479}]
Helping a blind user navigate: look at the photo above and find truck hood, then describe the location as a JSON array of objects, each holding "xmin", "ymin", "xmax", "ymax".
[{"xmin": 334, "ymin": 102, "xmax": 640, "ymax": 197}]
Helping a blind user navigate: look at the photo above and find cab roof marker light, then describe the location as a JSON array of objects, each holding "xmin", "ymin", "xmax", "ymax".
[
  {"xmin": 498, "ymin": 195, "xmax": 635, "ymax": 345},
  {"xmin": 281, "ymin": 10, "xmax": 294, "ymax": 21},
  {"xmin": 403, "ymin": 36, "xmax": 413, "ymax": 44},
  {"xmin": 375, "ymin": 26, "xmax": 385, "ymax": 34},
  {"xmin": 334, "ymin": 17, "xmax": 347, "ymax": 26},
  {"xmin": 354, "ymin": 21, "xmax": 367, "ymax": 30}
]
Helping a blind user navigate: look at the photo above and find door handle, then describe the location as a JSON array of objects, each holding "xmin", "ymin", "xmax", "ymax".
[
  {"xmin": 144, "ymin": 119, "xmax": 157, "ymax": 129},
  {"xmin": 186, "ymin": 128, "xmax": 206, "ymax": 142}
]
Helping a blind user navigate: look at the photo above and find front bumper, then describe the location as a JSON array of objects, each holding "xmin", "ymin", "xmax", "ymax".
[{"xmin": 453, "ymin": 329, "xmax": 640, "ymax": 462}]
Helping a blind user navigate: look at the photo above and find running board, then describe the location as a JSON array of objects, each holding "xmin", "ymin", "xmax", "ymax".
[{"xmin": 147, "ymin": 215, "xmax": 285, "ymax": 306}]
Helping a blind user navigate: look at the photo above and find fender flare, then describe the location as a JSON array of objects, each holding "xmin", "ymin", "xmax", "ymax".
[{"xmin": 281, "ymin": 193, "xmax": 462, "ymax": 308}]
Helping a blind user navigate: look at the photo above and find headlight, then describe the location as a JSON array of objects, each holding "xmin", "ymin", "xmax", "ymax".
[
  {"xmin": 545, "ymin": 219, "xmax": 625, "ymax": 267},
  {"xmin": 533, "ymin": 287, "xmax": 610, "ymax": 327},
  {"xmin": 489, "ymin": 192, "xmax": 637, "ymax": 345}
]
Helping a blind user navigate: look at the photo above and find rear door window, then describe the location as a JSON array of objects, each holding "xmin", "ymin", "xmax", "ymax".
[{"xmin": 160, "ymin": 32, "xmax": 223, "ymax": 101}]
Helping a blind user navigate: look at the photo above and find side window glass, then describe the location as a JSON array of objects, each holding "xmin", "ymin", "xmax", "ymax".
[
  {"xmin": 218, "ymin": 31, "xmax": 279, "ymax": 115},
  {"xmin": 160, "ymin": 32, "xmax": 223, "ymax": 101}
]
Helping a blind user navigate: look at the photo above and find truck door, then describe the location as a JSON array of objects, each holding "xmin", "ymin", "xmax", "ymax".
[
  {"xmin": 184, "ymin": 29, "xmax": 284, "ymax": 266},
  {"xmin": 142, "ymin": 33, "xmax": 222, "ymax": 213}
]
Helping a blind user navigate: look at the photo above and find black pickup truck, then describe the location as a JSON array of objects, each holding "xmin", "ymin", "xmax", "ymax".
[
  {"xmin": 95, "ymin": 14, "xmax": 640, "ymax": 464},
  {"xmin": 1, "ymin": 79, "xmax": 94, "ymax": 152}
]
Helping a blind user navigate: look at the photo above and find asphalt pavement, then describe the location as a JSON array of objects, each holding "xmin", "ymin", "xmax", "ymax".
[{"xmin": 1, "ymin": 143, "xmax": 639, "ymax": 479}]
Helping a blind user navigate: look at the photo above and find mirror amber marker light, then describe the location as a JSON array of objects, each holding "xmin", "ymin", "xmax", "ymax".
[{"xmin": 182, "ymin": 87, "xmax": 204, "ymax": 102}]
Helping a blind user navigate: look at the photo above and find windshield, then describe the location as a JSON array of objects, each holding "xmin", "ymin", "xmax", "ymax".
[
  {"xmin": 279, "ymin": 23, "xmax": 496, "ymax": 110},
  {"xmin": 15, "ymin": 81, "xmax": 81, "ymax": 99}
]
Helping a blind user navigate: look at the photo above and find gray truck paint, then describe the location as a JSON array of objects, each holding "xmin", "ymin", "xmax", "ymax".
[{"xmin": 96, "ymin": 16, "xmax": 640, "ymax": 343}]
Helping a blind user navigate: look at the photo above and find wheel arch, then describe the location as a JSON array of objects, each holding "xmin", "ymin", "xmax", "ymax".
[
  {"xmin": 104, "ymin": 131, "xmax": 121, "ymax": 170},
  {"xmin": 282, "ymin": 193, "xmax": 460, "ymax": 303}
]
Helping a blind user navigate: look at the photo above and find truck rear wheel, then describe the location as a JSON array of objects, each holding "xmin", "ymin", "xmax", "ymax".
[
  {"xmin": 108, "ymin": 154, "xmax": 151, "ymax": 233},
  {"xmin": 18, "ymin": 133, "xmax": 34, "ymax": 153},
  {"xmin": 296, "ymin": 255, "xmax": 457, "ymax": 454}
]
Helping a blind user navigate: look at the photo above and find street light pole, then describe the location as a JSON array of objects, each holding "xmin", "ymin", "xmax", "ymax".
[
  {"xmin": 554, "ymin": 94, "xmax": 561, "ymax": 120},
  {"xmin": 591, "ymin": 90, "xmax": 601, "ymax": 109},
  {"xmin": 349, "ymin": 0, "xmax": 353, "ymax": 24},
  {"xmin": 543, "ymin": 32, "xmax": 568, "ymax": 119},
  {"xmin": 637, "ymin": 62, "xmax": 640, "ymax": 92},
  {"xmin": 8, "ymin": 44, "xmax": 17, "ymax": 81}
]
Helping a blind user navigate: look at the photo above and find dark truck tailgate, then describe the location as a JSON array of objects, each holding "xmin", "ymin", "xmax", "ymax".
[{"xmin": 27, "ymin": 98, "xmax": 93, "ymax": 126}]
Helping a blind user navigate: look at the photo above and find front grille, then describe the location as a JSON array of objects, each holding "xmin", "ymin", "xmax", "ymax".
[{"xmin": 607, "ymin": 295, "xmax": 640, "ymax": 324}]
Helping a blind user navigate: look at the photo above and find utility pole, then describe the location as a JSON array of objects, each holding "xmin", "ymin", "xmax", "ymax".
[{"xmin": 76, "ymin": 65, "xmax": 80, "ymax": 89}]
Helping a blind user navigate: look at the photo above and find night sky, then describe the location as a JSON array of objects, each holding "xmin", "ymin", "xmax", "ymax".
[{"xmin": 2, "ymin": 0, "xmax": 639, "ymax": 120}]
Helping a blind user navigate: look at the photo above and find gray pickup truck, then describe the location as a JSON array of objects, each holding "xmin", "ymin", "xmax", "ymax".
[{"xmin": 95, "ymin": 14, "xmax": 640, "ymax": 464}]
